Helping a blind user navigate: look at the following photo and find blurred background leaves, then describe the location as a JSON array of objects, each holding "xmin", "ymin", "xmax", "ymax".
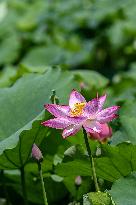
[{"xmin": 1, "ymin": 0, "xmax": 136, "ymax": 204}]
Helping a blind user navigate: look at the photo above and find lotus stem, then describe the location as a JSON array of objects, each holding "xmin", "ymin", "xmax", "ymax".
[
  {"xmin": 38, "ymin": 162, "xmax": 48, "ymax": 205},
  {"xmin": 82, "ymin": 127, "xmax": 100, "ymax": 192},
  {"xmin": 1, "ymin": 170, "xmax": 10, "ymax": 205},
  {"xmin": 20, "ymin": 166, "xmax": 28, "ymax": 205}
]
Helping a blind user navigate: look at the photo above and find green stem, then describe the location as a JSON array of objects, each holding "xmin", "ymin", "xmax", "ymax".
[
  {"xmin": 1, "ymin": 170, "xmax": 10, "ymax": 205},
  {"xmin": 20, "ymin": 167, "xmax": 28, "ymax": 205},
  {"xmin": 38, "ymin": 162, "xmax": 48, "ymax": 205},
  {"xmin": 83, "ymin": 127, "xmax": 100, "ymax": 192}
]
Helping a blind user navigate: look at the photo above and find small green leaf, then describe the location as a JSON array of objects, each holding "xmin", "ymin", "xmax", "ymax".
[
  {"xmin": 88, "ymin": 192, "xmax": 112, "ymax": 205},
  {"xmin": 51, "ymin": 175, "xmax": 63, "ymax": 182}
]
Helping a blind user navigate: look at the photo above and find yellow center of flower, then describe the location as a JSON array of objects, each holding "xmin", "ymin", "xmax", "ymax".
[{"xmin": 70, "ymin": 102, "xmax": 86, "ymax": 117}]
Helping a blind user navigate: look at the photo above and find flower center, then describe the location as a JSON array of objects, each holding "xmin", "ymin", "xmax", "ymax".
[{"xmin": 70, "ymin": 102, "xmax": 86, "ymax": 117}]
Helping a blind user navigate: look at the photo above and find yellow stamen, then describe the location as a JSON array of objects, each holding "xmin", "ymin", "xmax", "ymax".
[{"xmin": 70, "ymin": 102, "xmax": 86, "ymax": 117}]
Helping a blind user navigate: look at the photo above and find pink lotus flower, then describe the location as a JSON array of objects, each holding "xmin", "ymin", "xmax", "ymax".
[
  {"xmin": 89, "ymin": 123, "xmax": 112, "ymax": 142},
  {"xmin": 42, "ymin": 90, "xmax": 119, "ymax": 139}
]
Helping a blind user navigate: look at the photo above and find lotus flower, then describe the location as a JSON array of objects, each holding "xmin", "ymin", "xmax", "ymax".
[
  {"xmin": 89, "ymin": 123, "xmax": 112, "ymax": 142},
  {"xmin": 42, "ymin": 90, "xmax": 119, "ymax": 139}
]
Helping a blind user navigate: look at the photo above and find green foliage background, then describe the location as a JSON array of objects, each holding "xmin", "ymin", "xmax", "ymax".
[{"xmin": 0, "ymin": 0, "xmax": 136, "ymax": 205}]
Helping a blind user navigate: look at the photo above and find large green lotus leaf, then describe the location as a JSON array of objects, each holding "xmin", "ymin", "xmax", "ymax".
[
  {"xmin": 87, "ymin": 0, "xmax": 129, "ymax": 28},
  {"xmin": 0, "ymin": 66, "xmax": 17, "ymax": 88},
  {"xmin": 21, "ymin": 46, "xmax": 64, "ymax": 67},
  {"xmin": 56, "ymin": 143, "xmax": 136, "ymax": 182},
  {"xmin": 110, "ymin": 172, "xmax": 136, "ymax": 205},
  {"xmin": 0, "ymin": 64, "xmax": 50, "ymax": 89},
  {"xmin": 110, "ymin": 100, "xmax": 136, "ymax": 145},
  {"xmin": 56, "ymin": 156, "xmax": 121, "ymax": 182},
  {"xmin": 56, "ymin": 160, "xmax": 92, "ymax": 177},
  {"xmin": 16, "ymin": 1, "xmax": 46, "ymax": 31},
  {"xmin": 0, "ymin": 118, "xmax": 46, "ymax": 169},
  {"xmin": 0, "ymin": 4, "xmax": 18, "ymax": 38},
  {"xmin": 107, "ymin": 0, "xmax": 136, "ymax": 48},
  {"xmin": 0, "ymin": 68, "xmax": 79, "ymax": 169},
  {"xmin": 119, "ymin": 101, "xmax": 136, "ymax": 118},
  {"xmin": 55, "ymin": 142, "xmax": 92, "ymax": 177},
  {"xmin": 0, "ymin": 68, "xmax": 78, "ymax": 140},
  {"xmin": 21, "ymin": 44, "xmax": 91, "ymax": 69},
  {"xmin": 72, "ymin": 70, "xmax": 108, "ymax": 89},
  {"xmin": 0, "ymin": 33, "xmax": 20, "ymax": 65},
  {"xmin": 111, "ymin": 130, "xmax": 128, "ymax": 146},
  {"xmin": 120, "ymin": 116, "xmax": 136, "ymax": 144},
  {"xmin": 108, "ymin": 21, "xmax": 126, "ymax": 49},
  {"xmin": 96, "ymin": 143, "xmax": 136, "ymax": 182},
  {"xmin": 112, "ymin": 68, "xmax": 136, "ymax": 97},
  {"xmin": 114, "ymin": 101, "xmax": 136, "ymax": 144}
]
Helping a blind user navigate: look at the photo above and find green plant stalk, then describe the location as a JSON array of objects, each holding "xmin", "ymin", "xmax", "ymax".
[
  {"xmin": 83, "ymin": 127, "xmax": 100, "ymax": 192},
  {"xmin": 20, "ymin": 166, "xmax": 28, "ymax": 205},
  {"xmin": 1, "ymin": 170, "xmax": 10, "ymax": 205},
  {"xmin": 38, "ymin": 162, "xmax": 48, "ymax": 205}
]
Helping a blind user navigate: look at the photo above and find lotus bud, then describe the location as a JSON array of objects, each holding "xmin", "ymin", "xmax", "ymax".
[
  {"xmin": 80, "ymin": 82, "xmax": 86, "ymax": 89},
  {"xmin": 32, "ymin": 143, "xmax": 43, "ymax": 162},
  {"xmin": 89, "ymin": 123, "xmax": 112, "ymax": 142},
  {"xmin": 75, "ymin": 176, "xmax": 82, "ymax": 186}
]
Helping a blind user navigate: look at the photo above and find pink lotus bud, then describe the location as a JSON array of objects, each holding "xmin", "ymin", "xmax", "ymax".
[
  {"xmin": 32, "ymin": 144, "xmax": 43, "ymax": 161},
  {"xmin": 89, "ymin": 123, "xmax": 112, "ymax": 142},
  {"xmin": 75, "ymin": 176, "xmax": 82, "ymax": 186},
  {"xmin": 80, "ymin": 82, "xmax": 86, "ymax": 89}
]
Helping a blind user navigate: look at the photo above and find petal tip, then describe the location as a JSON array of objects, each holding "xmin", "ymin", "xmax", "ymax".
[
  {"xmin": 72, "ymin": 88, "xmax": 76, "ymax": 91},
  {"xmin": 62, "ymin": 132, "xmax": 68, "ymax": 139},
  {"xmin": 114, "ymin": 105, "xmax": 120, "ymax": 111},
  {"xmin": 71, "ymin": 89, "xmax": 77, "ymax": 95},
  {"xmin": 41, "ymin": 121, "xmax": 45, "ymax": 126},
  {"xmin": 62, "ymin": 135, "xmax": 66, "ymax": 139},
  {"xmin": 44, "ymin": 104, "xmax": 50, "ymax": 109}
]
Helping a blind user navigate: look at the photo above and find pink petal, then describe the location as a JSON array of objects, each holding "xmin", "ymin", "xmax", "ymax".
[
  {"xmin": 45, "ymin": 104, "xmax": 69, "ymax": 118},
  {"xmin": 69, "ymin": 89, "xmax": 86, "ymax": 109},
  {"xmin": 83, "ymin": 120, "xmax": 101, "ymax": 133},
  {"xmin": 100, "ymin": 123, "xmax": 112, "ymax": 137},
  {"xmin": 83, "ymin": 126, "xmax": 95, "ymax": 134},
  {"xmin": 45, "ymin": 104, "xmax": 86, "ymax": 124},
  {"xmin": 96, "ymin": 106, "xmax": 120, "ymax": 123},
  {"xmin": 66, "ymin": 116, "xmax": 86, "ymax": 124},
  {"xmin": 62, "ymin": 124, "xmax": 81, "ymax": 138},
  {"xmin": 84, "ymin": 99, "xmax": 99, "ymax": 116},
  {"xmin": 42, "ymin": 118, "xmax": 72, "ymax": 129},
  {"xmin": 83, "ymin": 94, "xmax": 106, "ymax": 116},
  {"xmin": 98, "ymin": 94, "xmax": 106, "ymax": 111}
]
